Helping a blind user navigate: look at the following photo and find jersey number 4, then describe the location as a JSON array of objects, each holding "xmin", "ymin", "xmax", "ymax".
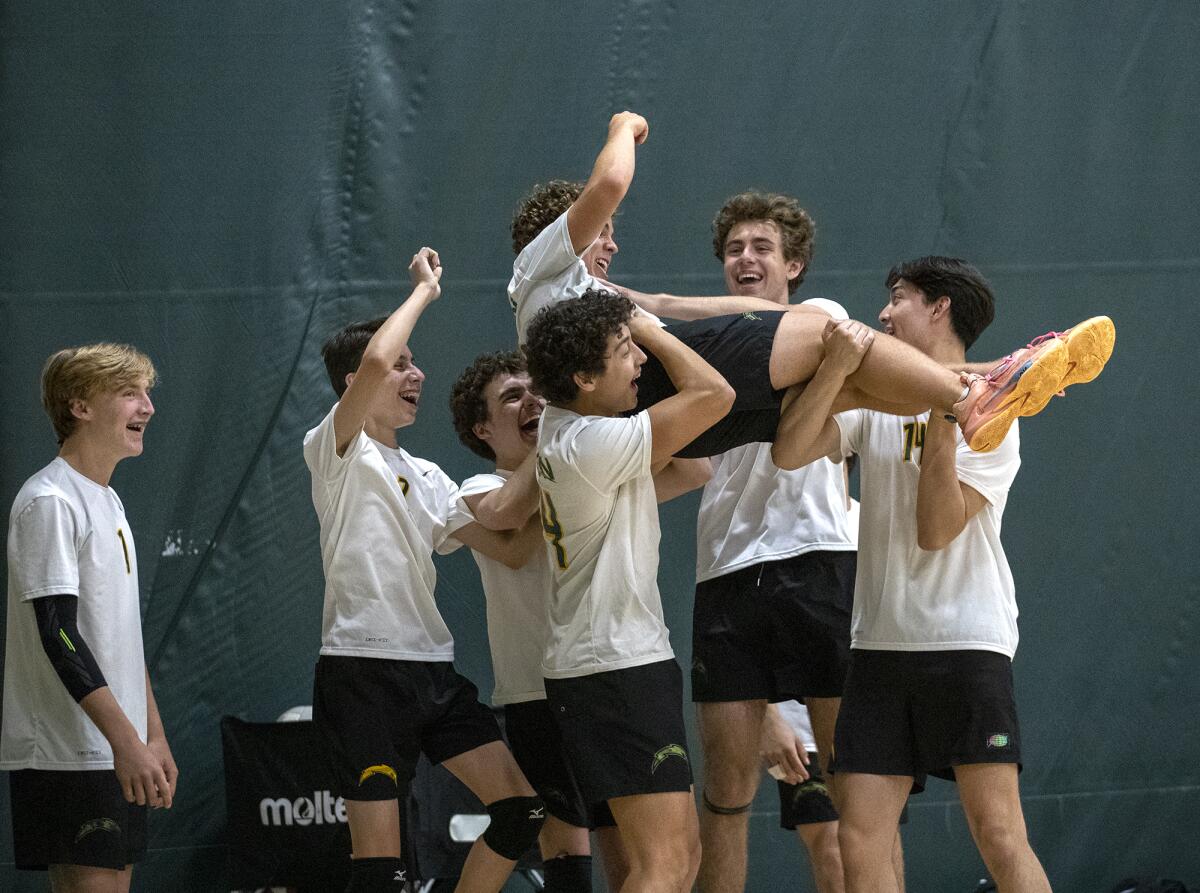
[{"xmin": 539, "ymin": 491, "xmax": 569, "ymax": 570}]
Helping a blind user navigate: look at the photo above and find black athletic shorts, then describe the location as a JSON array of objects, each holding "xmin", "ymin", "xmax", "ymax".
[
  {"xmin": 832, "ymin": 649, "xmax": 1022, "ymax": 794},
  {"xmin": 634, "ymin": 311, "xmax": 787, "ymax": 458},
  {"xmin": 312, "ymin": 655, "xmax": 502, "ymax": 801},
  {"xmin": 692, "ymin": 551, "xmax": 855, "ymax": 702},
  {"xmin": 775, "ymin": 757, "xmax": 910, "ymax": 829},
  {"xmin": 777, "ymin": 754, "xmax": 838, "ymax": 829},
  {"xmin": 544, "ymin": 659, "xmax": 693, "ymax": 807},
  {"xmin": 504, "ymin": 699, "xmax": 615, "ymax": 830},
  {"xmin": 9, "ymin": 769, "xmax": 148, "ymax": 870}
]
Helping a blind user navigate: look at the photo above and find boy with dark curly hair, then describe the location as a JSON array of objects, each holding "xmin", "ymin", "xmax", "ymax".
[
  {"xmin": 509, "ymin": 114, "xmax": 1113, "ymax": 460},
  {"xmin": 522, "ymin": 288, "xmax": 730, "ymax": 893},
  {"xmin": 447, "ymin": 351, "xmax": 630, "ymax": 893}
]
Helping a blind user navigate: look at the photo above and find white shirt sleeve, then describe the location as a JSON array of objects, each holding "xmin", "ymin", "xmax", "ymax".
[
  {"xmin": 8, "ymin": 496, "xmax": 81, "ymax": 600},
  {"xmin": 303, "ymin": 405, "xmax": 365, "ymax": 482},
  {"xmin": 834, "ymin": 409, "xmax": 866, "ymax": 458},
  {"xmin": 568, "ymin": 412, "xmax": 652, "ymax": 494},
  {"xmin": 954, "ymin": 422, "xmax": 1021, "ymax": 506},
  {"xmin": 514, "ymin": 211, "xmax": 581, "ymax": 284},
  {"xmin": 432, "ymin": 470, "xmax": 470, "ymax": 555}
]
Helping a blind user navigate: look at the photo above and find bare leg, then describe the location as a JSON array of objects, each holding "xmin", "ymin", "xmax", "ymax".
[
  {"xmin": 837, "ymin": 773, "xmax": 911, "ymax": 893},
  {"xmin": 608, "ymin": 790, "xmax": 700, "ymax": 892},
  {"xmin": 892, "ymin": 830, "xmax": 906, "ymax": 892},
  {"xmin": 596, "ymin": 825, "xmax": 631, "ymax": 891},
  {"xmin": 344, "ymin": 798, "xmax": 403, "ymax": 857},
  {"xmin": 956, "ymin": 763, "xmax": 1051, "ymax": 892},
  {"xmin": 804, "ymin": 697, "xmax": 841, "ymax": 808},
  {"xmin": 768, "ymin": 312, "xmax": 963, "ymax": 413},
  {"xmin": 50, "ymin": 864, "xmax": 132, "ymax": 893},
  {"xmin": 795, "ymin": 822, "xmax": 845, "ymax": 893},
  {"xmin": 442, "ymin": 740, "xmax": 538, "ymax": 893},
  {"xmin": 539, "ymin": 813, "xmax": 591, "ymax": 858},
  {"xmin": 696, "ymin": 699, "xmax": 767, "ymax": 893}
]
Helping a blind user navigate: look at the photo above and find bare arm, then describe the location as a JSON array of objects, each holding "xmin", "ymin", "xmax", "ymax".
[
  {"xmin": 565, "ymin": 112, "xmax": 648, "ymax": 254},
  {"xmin": 631, "ymin": 315, "xmax": 735, "ymax": 464},
  {"xmin": 144, "ymin": 667, "xmax": 178, "ymax": 806},
  {"xmin": 760, "ymin": 703, "xmax": 810, "ymax": 784},
  {"xmin": 462, "ymin": 450, "xmax": 540, "ymax": 531},
  {"xmin": 606, "ymin": 283, "xmax": 791, "ymax": 321},
  {"xmin": 452, "ymin": 516, "xmax": 544, "ymax": 571},
  {"xmin": 652, "ymin": 457, "xmax": 712, "ymax": 503},
  {"xmin": 772, "ymin": 320, "xmax": 874, "ymax": 470},
  {"xmin": 915, "ymin": 415, "xmax": 989, "ymax": 550},
  {"xmin": 333, "ymin": 247, "xmax": 442, "ymax": 455},
  {"xmin": 80, "ymin": 685, "xmax": 172, "ymax": 807}
]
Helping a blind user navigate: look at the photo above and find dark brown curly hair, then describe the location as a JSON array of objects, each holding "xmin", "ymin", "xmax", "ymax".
[
  {"xmin": 524, "ymin": 289, "xmax": 634, "ymax": 405},
  {"xmin": 511, "ymin": 180, "xmax": 585, "ymax": 254},
  {"xmin": 449, "ymin": 351, "xmax": 528, "ymax": 461},
  {"xmin": 711, "ymin": 192, "xmax": 816, "ymax": 293}
]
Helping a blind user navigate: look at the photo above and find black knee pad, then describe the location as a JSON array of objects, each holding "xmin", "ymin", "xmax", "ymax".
[
  {"xmin": 345, "ymin": 856, "xmax": 407, "ymax": 891},
  {"xmin": 702, "ymin": 790, "xmax": 753, "ymax": 815},
  {"xmin": 543, "ymin": 854, "xmax": 593, "ymax": 892},
  {"xmin": 482, "ymin": 796, "xmax": 546, "ymax": 860}
]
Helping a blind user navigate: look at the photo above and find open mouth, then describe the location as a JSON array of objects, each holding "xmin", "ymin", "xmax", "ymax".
[
  {"xmin": 520, "ymin": 417, "xmax": 540, "ymax": 435},
  {"xmin": 400, "ymin": 391, "xmax": 420, "ymax": 406},
  {"xmin": 736, "ymin": 271, "xmax": 763, "ymax": 285},
  {"xmin": 594, "ymin": 257, "xmax": 609, "ymax": 275},
  {"xmin": 126, "ymin": 423, "xmax": 146, "ymax": 433}
]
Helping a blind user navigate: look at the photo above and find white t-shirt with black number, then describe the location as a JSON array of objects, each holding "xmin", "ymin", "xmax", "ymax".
[
  {"xmin": 2, "ymin": 457, "xmax": 148, "ymax": 770},
  {"xmin": 303, "ymin": 406, "xmax": 468, "ymax": 661},
  {"xmin": 695, "ymin": 299, "xmax": 855, "ymax": 582},
  {"xmin": 508, "ymin": 210, "xmax": 662, "ymax": 344},
  {"xmin": 835, "ymin": 410, "xmax": 1021, "ymax": 657},
  {"xmin": 452, "ymin": 471, "xmax": 551, "ymax": 705},
  {"xmin": 535, "ymin": 406, "xmax": 673, "ymax": 679}
]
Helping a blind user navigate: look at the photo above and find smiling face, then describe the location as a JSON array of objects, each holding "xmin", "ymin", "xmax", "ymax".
[
  {"xmin": 357, "ymin": 345, "xmax": 426, "ymax": 431},
  {"xmin": 70, "ymin": 378, "xmax": 155, "ymax": 460},
  {"xmin": 576, "ymin": 324, "xmax": 646, "ymax": 416},
  {"xmin": 878, "ymin": 278, "xmax": 944, "ymax": 353},
  {"xmin": 581, "ymin": 219, "xmax": 618, "ymax": 279},
  {"xmin": 721, "ymin": 220, "xmax": 803, "ymax": 304},
  {"xmin": 473, "ymin": 372, "xmax": 545, "ymax": 469}
]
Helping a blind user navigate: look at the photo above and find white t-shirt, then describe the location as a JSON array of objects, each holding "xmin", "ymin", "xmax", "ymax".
[
  {"xmin": 303, "ymin": 407, "xmax": 468, "ymax": 661},
  {"xmin": 535, "ymin": 406, "xmax": 673, "ymax": 679},
  {"xmin": 453, "ymin": 472, "xmax": 551, "ymax": 705},
  {"xmin": 774, "ymin": 699, "xmax": 817, "ymax": 753},
  {"xmin": 2, "ymin": 458, "xmax": 148, "ymax": 770},
  {"xmin": 836, "ymin": 410, "xmax": 1021, "ymax": 657},
  {"xmin": 695, "ymin": 299, "xmax": 855, "ymax": 581},
  {"xmin": 508, "ymin": 210, "xmax": 662, "ymax": 344}
]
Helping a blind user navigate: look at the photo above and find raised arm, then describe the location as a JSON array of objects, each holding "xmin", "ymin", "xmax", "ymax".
[
  {"xmin": 332, "ymin": 247, "xmax": 442, "ymax": 455},
  {"xmin": 565, "ymin": 112, "xmax": 648, "ymax": 254},
  {"xmin": 771, "ymin": 319, "xmax": 874, "ymax": 470},
  {"xmin": 463, "ymin": 450, "xmax": 540, "ymax": 531},
  {"xmin": 915, "ymin": 415, "xmax": 989, "ymax": 550},
  {"xmin": 631, "ymin": 315, "xmax": 735, "ymax": 464}
]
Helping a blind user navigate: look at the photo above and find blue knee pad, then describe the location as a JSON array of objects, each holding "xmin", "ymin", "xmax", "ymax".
[{"xmin": 482, "ymin": 796, "xmax": 546, "ymax": 860}]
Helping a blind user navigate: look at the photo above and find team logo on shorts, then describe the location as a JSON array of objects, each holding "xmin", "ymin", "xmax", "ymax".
[
  {"xmin": 651, "ymin": 744, "xmax": 689, "ymax": 774},
  {"xmin": 741, "ymin": 311, "xmax": 762, "ymax": 320},
  {"xmin": 986, "ymin": 733, "xmax": 1010, "ymax": 749},
  {"xmin": 74, "ymin": 817, "xmax": 119, "ymax": 843},
  {"xmin": 358, "ymin": 763, "xmax": 399, "ymax": 786}
]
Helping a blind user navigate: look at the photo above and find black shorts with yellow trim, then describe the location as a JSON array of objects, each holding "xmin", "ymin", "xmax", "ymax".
[
  {"xmin": 312, "ymin": 655, "xmax": 501, "ymax": 801},
  {"xmin": 9, "ymin": 768, "xmax": 148, "ymax": 870}
]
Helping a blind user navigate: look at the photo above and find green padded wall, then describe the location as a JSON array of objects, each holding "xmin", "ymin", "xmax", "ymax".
[{"xmin": 2, "ymin": 2, "xmax": 1196, "ymax": 889}]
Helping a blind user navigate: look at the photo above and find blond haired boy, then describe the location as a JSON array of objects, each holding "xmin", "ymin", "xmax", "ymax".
[{"xmin": 2, "ymin": 343, "xmax": 177, "ymax": 892}]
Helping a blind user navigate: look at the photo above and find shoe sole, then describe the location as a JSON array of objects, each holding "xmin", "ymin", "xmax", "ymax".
[
  {"xmin": 1020, "ymin": 316, "xmax": 1116, "ymax": 416},
  {"xmin": 966, "ymin": 339, "xmax": 1069, "ymax": 451}
]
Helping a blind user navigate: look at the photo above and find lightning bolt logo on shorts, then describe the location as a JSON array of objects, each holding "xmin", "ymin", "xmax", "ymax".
[
  {"xmin": 358, "ymin": 764, "xmax": 399, "ymax": 786},
  {"xmin": 651, "ymin": 744, "xmax": 689, "ymax": 774},
  {"xmin": 75, "ymin": 817, "xmax": 120, "ymax": 843}
]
